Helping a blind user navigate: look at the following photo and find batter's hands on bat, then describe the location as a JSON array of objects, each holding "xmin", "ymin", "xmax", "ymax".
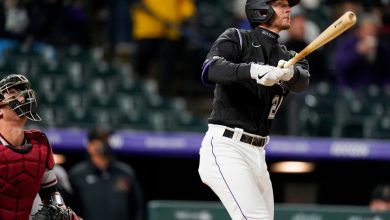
[
  {"xmin": 250, "ymin": 63, "xmax": 283, "ymax": 86},
  {"xmin": 276, "ymin": 60, "xmax": 294, "ymax": 81}
]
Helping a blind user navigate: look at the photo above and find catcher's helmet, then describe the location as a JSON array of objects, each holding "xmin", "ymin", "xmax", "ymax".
[
  {"xmin": 245, "ymin": 0, "xmax": 300, "ymax": 28},
  {"xmin": 0, "ymin": 74, "xmax": 41, "ymax": 121}
]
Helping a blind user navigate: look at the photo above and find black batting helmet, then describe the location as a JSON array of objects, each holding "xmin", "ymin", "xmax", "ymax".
[
  {"xmin": 0, "ymin": 74, "xmax": 41, "ymax": 121},
  {"xmin": 245, "ymin": 0, "xmax": 300, "ymax": 28}
]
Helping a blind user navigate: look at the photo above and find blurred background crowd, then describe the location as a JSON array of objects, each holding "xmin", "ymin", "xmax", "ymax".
[
  {"xmin": 0, "ymin": 0, "xmax": 390, "ymax": 138},
  {"xmin": 1, "ymin": 0, "xmax": 390, "ymax": 219}
]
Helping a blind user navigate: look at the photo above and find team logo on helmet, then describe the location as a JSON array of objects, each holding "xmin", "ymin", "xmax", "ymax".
[{"xmin": 0, "ymin": 74, "xmax": 41, "ymax": 121}]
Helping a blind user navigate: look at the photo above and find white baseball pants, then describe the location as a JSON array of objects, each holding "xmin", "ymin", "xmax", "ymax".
[{"xmin": 198, "ymin": 124, "xmax": 273, "ymax": 220}]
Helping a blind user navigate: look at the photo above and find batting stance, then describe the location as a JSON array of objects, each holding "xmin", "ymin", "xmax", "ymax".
[
  {"xmin": 0, "ymin": 74, "xmax": 80, "ymax": 220},
  {"xmin": 198, "ymin": 0, "xmax": 310, "ymax": 219}
]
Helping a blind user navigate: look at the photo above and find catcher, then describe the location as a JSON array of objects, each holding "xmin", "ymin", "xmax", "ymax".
[{"xmin": 0, "ymin": 74, "xmax": 80, "ymax": 220}]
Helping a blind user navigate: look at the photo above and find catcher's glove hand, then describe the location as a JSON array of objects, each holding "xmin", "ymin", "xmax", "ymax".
[{"xmin": 31, "ymin": 204, "xmax": 82, "ymax": 220}]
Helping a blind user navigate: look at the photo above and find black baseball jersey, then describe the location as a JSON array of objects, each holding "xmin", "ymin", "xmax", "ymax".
[{"xmin": 201, "ymin": 27, "xmax": 310, "ymax": 136}]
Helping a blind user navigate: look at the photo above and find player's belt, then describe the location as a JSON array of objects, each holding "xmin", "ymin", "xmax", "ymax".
[{"xmin": 222, "ymin": 129, "xmax": 266, "ymax": 147}]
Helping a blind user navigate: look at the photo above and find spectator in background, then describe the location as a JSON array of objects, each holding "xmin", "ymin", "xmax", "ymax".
[
  {"xmin": 332, "ymin": 12, "xmax": 390, "ymax": 90},
  {"xmin": 326, "ymin": 0, "xmax": 363, "ymax": 53},
  {"xmin": 26, "ymin": 0, "xmax": 89, "ymax": 47},
  {"xmin": 85, "ymin": 0, "xmax": 135, "ymax": 60},
  {"xmin": 65, "ymin": 0, "xmax": 89, "ymax": 47},
  {"xmin": 280, "ymin": 5, "xmax": 321, "ymax": 44},
  {"xmin": 0, "ymin": 0, "xmax": 29, "ymax": 41},
  {"xmin": 131, "ymin": 0, "xmax": 195, "ymax": 96},
  {"xmin": 280, "ymin": 6, "xmax": 331, "ymax": 82},
  {"xmin": 370, "ymin": 184, "xmax": 390, "ymax": 212},
  {"xmin": 26, "ymin": 0, "xmax": 68, "ymax": 45},
  {"xmin": 105, "ymin": 0, "xmax": 135, "ymax": 59},
  {"xmin": 232, "ymin": 0, "xmax": 250, "ymax": 30},
  {"xmin": 372, "ymin": 1, "xmax": 390, "ymax": 43},
  {"xmin": 69, "ymin": 125, "xmax": 144, "ymax": 220},
  {"xmin": 298, "ymin": 0, "xmax": 329, "ymax": 30},
  {"xmin": 330, "ymin": 0, "xmax": 364, "ymax": 21}
]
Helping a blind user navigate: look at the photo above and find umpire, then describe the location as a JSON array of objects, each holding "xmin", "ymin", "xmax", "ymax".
[{"xmin": 198, "ymin": 0, "xmax": 310, "ymax": 219}]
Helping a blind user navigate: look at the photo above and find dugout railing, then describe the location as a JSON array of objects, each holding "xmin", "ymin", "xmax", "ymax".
[{"xmin": 148, "ymin": 200, "xmax": 390, "ymax": 220}]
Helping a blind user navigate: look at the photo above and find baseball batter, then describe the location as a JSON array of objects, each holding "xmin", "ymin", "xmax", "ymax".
[{"xmin": 198, "ymin": 0, "xmax": 310, "ymax": 219}]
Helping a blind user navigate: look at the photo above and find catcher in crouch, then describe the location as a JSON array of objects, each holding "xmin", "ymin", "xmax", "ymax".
[{"xmin": 0, "ymin": 74, "xmax": 80, "ymax": 220}]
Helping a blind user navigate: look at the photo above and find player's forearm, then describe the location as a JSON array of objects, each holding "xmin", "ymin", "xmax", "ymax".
[
  {"xmin": 206, "ymin": 59, "xmax": 251, "ymax": 84},
  {"xmin": 286, "ymin": 65, "xmax": 310, "ymax": 92},
  {"xmin": 39, "ymin": 185, "xmax": 64, "ymax": 206}
]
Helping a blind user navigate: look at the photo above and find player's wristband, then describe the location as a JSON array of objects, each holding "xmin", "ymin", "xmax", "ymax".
[{"xmin": 50, "ymin": 192, "xmax": 64, "ymax": 206}]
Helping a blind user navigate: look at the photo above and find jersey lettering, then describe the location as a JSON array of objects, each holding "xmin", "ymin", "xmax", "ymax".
[{"xmin": 268, "ymin": 95, "xmax": 284, "ymax": 119}]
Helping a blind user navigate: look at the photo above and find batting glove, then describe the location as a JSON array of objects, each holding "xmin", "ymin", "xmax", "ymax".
[
  {"xmin": 276, "ymin": 60, "xmax": 294, "ymax": 81},
  {"xmin": 250, "ymin": 64, "xmax": 282, "ymax": 86}
]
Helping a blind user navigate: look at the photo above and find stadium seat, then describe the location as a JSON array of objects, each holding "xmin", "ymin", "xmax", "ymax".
[
  {"xmin": 165, "ymin": 111, "xmax": 207, "ymax": 132},
  {"xmin": 61, "ymin": 45, "xmax": 91, "ymax": 62},
  {"xmin": 115, "ymin": 93, "xmax": 146, "ymax": 114},
  {"xmin": 90, "ymin": 107, "xmax": 120, "ymax": 127},
  {"xmin": 65, "ymin": 108, "xmax": 94, "ymax": 128},
  {"xmin": 37, "ymin": 76, "xmax": 65, "ymax": 105},
  {"xmin": 334, "ymin": 86, "xmax": 384, "ymax": 138},
  {"xmin": 368, "ymin": 116, "xmax": 390, "ymax": 139},
  {"xmin": 62, "ymin": 61, "xmax": 88, "ymax": 91},
  {"xmin": 298, "ymin": 82, "xmax": 337, "ymax": 137},
  {"xmin": 38, "ymin": 105, "xmax": 67, "ymax": 128},
  {"xmin": 117, "ymin": 110, "xmax": 155, "ymax": 131}
]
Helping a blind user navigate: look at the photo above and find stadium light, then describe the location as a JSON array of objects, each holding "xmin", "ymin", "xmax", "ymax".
[
  {"xmin": 53, "ymin": 154, "xmax": 66, "ymax": 165},
  {"xmin": 270, "ymin": 161, "xmax": 315, "ymax": 173}
]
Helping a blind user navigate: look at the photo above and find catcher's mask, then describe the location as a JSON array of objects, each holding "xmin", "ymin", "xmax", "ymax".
[
  {"xmin": 245, "ymin": 0, "xmax": 300, "ymax": 28},
  {"xmin": 0, "ymin": 74, "xmax": 41, "ymax": 121}
]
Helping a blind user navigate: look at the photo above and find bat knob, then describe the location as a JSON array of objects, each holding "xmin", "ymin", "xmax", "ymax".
[
  {"xmin": 346, "ymin": 11, "xmax": 357, "ymax": 24},
  {"xmin": 283, "ymin": 60, "xmax": 293, "ymax": 68}
]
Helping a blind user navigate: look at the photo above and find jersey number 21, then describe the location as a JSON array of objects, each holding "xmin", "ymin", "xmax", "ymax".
[{"xmin": 268, "ymin": 95, "xmax": 284, "ymax": 119}]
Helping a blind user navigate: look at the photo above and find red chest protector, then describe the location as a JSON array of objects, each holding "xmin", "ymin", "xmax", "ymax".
[{"xmin": 0, "ymin": 130, "xmax": 55, "ymax": 220}]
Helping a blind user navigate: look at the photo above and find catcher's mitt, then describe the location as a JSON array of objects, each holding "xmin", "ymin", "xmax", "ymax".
[{"xmin": 31, "ymin": 204, "xmax": 81, "ymax": 220}]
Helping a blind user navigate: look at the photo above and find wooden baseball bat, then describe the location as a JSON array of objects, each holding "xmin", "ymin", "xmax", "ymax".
[{"xmin": 284, "ymin": 11, "xmax": 357, "ymax": 68}]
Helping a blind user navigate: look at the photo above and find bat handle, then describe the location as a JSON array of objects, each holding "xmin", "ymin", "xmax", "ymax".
[
  {"xmin": 283, "ymin": 59, "xmax": 294, "ymax": 68},
  {"xmin": 284, "ymin": 51, "xmax": 303, "ymax": 68}
]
